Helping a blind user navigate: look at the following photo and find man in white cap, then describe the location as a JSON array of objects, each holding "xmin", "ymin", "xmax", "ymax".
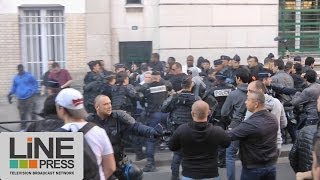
[{"xmin": 55, "ymin": 88, "xmax": 116, "ymax": 180}]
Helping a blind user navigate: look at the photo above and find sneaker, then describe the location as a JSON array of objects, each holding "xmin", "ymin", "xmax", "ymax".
[
  {"xmin": 143, "ymin": 164, "xmax": 156, "ymax": 172},
  {"xmin": 171, "ymin": 175, "xmax": 180, "ymax": 180}
]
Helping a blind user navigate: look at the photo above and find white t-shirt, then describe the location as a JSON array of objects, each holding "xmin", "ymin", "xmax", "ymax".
[{"xmin": 62, "ymin": 122, "xmax": 114, "ymax": 180}]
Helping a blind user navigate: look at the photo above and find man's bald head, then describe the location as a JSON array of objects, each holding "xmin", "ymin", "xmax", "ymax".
[
  {"xmin": 191, "ymin": 100, "xmax": 209, "ymax": 122},
  {"xmin": 94, "ymin": 95, "xmax": 110, "ymax": 106},
  {"xmin": 94, "ymin": 95, "xmax": 112, "ymax": 117}
]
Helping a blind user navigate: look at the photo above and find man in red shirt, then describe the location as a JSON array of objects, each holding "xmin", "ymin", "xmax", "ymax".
[{"xmin": 49, "ymin": 62, "xmax": 72, "ymax": 89}]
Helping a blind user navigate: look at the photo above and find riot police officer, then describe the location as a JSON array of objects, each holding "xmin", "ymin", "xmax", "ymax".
[
  {"xmin": 220, "ymin": 56, "xmax": 235, "ymax": 85},
  {"xmin": 203, "ymin": 73, "xmax": 235, "ymax": 126},
  {"xmin": 161, "ymin": 77, "xmax": 200, "ymax": 180},
  {"xmin": 202, "ymin": 72, "xmax": 235, "ymax": 168},
  {"xmin": 83, "ymin": 80, "xmax": 102, "ymax": 113},
  {"xmin": 84, "ymin": 60, "xmax": 103, "ymax": 85},
  {"xmin": 83, "ymin": 74, "xmax": 116, "ymax": 113},
  {"xmin": 138, "ymin": 71, "xmax": 172, "ymax": 172},
  {"xmin": 111, "ymin": 71, "xmax": 137, "ymax": 115},
  {"xmin": 87, "ymin": 95, "xmax": 162, "ymax": 180}
]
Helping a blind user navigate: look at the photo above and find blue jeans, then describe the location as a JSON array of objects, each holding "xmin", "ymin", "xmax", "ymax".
[
  {"xmin": 171, "ymin": 151, "xmax": 182, "ymax": 176},
  {"xmin": 241, "ymin": 165, "xmax": 276, "ymax": 180},
  {"xmin": 146, "ymin": 112, "xmax": 168, "ymax": 163},
  {"xmin": 226, "ymin": 140, "xmax": 239, "ymax": 180},
  {"xmin": 182, "ymin": 176, "xmax": 220, "ymax": 180}
]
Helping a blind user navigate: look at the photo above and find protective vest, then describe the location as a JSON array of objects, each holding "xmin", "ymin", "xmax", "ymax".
[
  {"xmin": 170, "ymin": 93, "xmax": 198, "ymax": 125},
  {"xmin": 143, "ymin": 82, "xmax": 168, "ymax": 112},
  {"xmin": 87, "ymin": 114, "xmax": 123, "ymax": 162},
  {"xmin": 210, "ymin": 83, "xmax": 235, "ymax": 117},
  {"xmin": 111, "ymin": 85, "xmax": 134, "ymax": 113}
]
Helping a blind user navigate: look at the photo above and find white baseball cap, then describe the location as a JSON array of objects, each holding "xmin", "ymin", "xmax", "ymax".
[
  {"xmin": 55, "ymin": 88, "xmax": 88, "ymax": 119},
  {"xmin": 55, "ymin": 88, "xmax": 84, "ymax": 110}
]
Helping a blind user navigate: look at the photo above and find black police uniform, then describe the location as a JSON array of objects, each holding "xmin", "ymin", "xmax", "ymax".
[
  {"xmin": 138, "ymin": 78, "xmax": 171, "ymax": 171},
  {"xmin": 83, "ymin": 80, "xmax": 105, "ymax": 113},
  {"xmin": 162, "ymin": 91, "xmax": 200, "ymax": 129},
  {"xmin": 161, "ymin": 91, "xmax": 200, "ymax": 178},
  {"xmin": 111, "ymin": 84, "xmax": 137, "ymax": 115},
  {"xmin": 87, "ymin": 110, "xmax": 160, "ymax": 179},
  {"xmin": 204, "ymin": 81, "xmax": 235, "ymax": 126},
  {"xmin": 203, "ymin": 76, "xmax": 235, "ymax": 167},
  {"xmin": 167, "ymin": 73, "xmax": 189, "ymax": 92},
  {"xmin": 84, "ymin": 71, "xmax": 103, "ymax": 85}
]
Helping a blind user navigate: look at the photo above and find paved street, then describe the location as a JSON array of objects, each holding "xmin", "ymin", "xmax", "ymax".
[
  {"xmin": 126, "ymin": 145, "xmax": 294, "ymax": 180},
  {"xmin": 137, "ymin": 157, "xmax": 295, "ymax": 180}
]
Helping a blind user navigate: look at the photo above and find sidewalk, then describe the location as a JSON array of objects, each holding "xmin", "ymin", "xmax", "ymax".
[
  {"xmin": 0, "ymin": 102, "xmax": 22, "ymax": 132},
  {"xmin": 0, "ymin": 95, "xmax": 45, "ymax": 132},
  {"xmin": 126, "ymin": 144, "xmax": 293, "ymax": 167}
]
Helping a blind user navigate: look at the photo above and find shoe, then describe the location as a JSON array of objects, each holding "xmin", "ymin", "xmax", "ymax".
[
  {"xmin": 171, "ymin": 175, "xmax": 180, "ymax": 180},
  {"xmin": 135, "ymin": 154, "xmax": 146, "ymax": 161},
  {"xmin": 143, "ymin": 163, "xmax": 156, "ymax": 172}
]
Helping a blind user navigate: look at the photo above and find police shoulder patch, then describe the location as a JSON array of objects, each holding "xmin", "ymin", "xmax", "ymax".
[
  {"xmin": 213, "ymin": 89, "xmax": 232, "ymax": 97},
  {"xmin": 150, "ymin": 85, "xmax": 167, "ymax": 93}
]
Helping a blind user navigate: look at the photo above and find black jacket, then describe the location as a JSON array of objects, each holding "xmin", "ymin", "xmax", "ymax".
[
  {"xmin": 83, "ymin": 71, "xmax": 103, "ymax": 85},
  {"xmin": 291, "ymin": 73, "xmax": 307, "ymax": 91},
  {"xmin": 87, "ymin": 110, "xmax": 159, "ymax": 162},
  {"xmin": 149, "ymin": 61, "xmax": 164, "ymax": 73},
  {"xmin": 83, "ymin": 80, "xmax": 105, "ymax": 113},
  {"xmin": 41, "ymin": 71, "xmax": 50, "ymax": 86},
  {"xmin": 167, "ymin": 73, "xmax": 188, "ymax": 92},
  {"xmin": 302, "ymin": 65, "xmax": 313, "ymax": 73},
  {"xmin": 228, "ymin": 110, "xmax": 279, "ymax": 168},
  {"xmin": 289, "ymin": 125, "xmax": 317, "ymax": 173},
  {"xmin": 249, "ymin": 63, "xmax": 263, "ymax": 78},
  {"xmin": 169, "ymin": 121, "xmax": 230, "ymax": 179}
]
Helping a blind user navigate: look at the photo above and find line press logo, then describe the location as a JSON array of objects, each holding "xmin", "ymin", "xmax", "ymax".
[{"xmin": 0, "ymin": 132, "xmax": 83, "ymax": 180}]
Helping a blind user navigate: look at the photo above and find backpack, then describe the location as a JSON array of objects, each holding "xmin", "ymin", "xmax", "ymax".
[{"xmin": 54, "ymin": 122, "xmax": 100, "ymax": 180}]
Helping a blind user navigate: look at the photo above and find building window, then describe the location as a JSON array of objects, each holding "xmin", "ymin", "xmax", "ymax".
[
  {"xmin": 279, "ymin": 0, "xmax": 320, "ymax": 58},
  {"xmin": 127, "ymin": 0, "xmax": 142, "ymax": 4},
  {"xmin": 19, "ymin": 7, "xmax": 65, "ymax": 86}
]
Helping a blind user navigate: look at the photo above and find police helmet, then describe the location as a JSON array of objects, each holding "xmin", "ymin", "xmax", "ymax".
[{"xmin": 124, "ymin": 163, "xmax": 143, "ymax": 180}]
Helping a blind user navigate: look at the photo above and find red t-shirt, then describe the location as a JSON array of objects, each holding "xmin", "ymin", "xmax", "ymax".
[{"xmin": 49, "ymin": 69, "xmax": 72, "ymax": 87}]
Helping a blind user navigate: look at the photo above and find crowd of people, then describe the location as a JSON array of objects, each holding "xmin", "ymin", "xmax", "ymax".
[{"xmin": 6, "ymin": 52, "xmax": 320, "ymax": 180}]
